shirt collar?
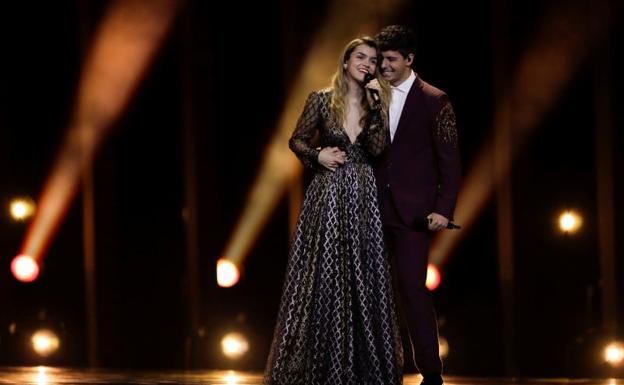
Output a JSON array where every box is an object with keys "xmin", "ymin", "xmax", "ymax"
[{"xmin": 393, "ymin": 70, "xmax": 417, "ymax": 93}]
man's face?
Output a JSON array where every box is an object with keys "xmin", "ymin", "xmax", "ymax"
[{"xmin": 380, "ymin": 50, "xmax": 414, "ymax": 86}]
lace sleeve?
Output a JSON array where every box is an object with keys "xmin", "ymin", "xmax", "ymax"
[
  {"xmin": 360, "ymin": 105, "xmax": 389, "ymax": 157},
  {"xmin": 288, "ymin": 91, "xmax": 321, "ymax": 169}
]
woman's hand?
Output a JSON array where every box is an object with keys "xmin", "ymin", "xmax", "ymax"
[
  {"xmin": 318, "ymin": 147, "xmax": 346, "ymax": 171},
  {"xmin": 365, "ymin": 77, "xmax": 382, "ymax": 108}
]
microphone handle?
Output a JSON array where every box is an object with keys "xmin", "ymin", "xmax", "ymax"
[
  {"xmin": 413, "ymin": 217, "xmax": 461, "ymax": 230},
  {"xmin": 364, "ymin": 73, "xmax": 380, "ymax": 103}
]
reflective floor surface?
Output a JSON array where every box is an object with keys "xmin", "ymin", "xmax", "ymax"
[{"xmin": 0, "ymin": 367, "xmax": 621, "ymax": 385}]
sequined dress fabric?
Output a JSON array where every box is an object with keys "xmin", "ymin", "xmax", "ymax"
[{"xmin": 265, "ymin": 90, "xmax": 403, "ymax": 385}]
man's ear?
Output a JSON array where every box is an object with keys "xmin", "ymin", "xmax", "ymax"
[{"xmin": 406, "ymin": 53, "xmax": 415, "ymax": 66}]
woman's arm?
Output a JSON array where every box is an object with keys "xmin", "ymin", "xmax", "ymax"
[{"xmin": 288, "ymin": 92, "xmax": 321, "ymax": 169}]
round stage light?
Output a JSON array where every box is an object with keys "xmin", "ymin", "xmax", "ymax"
[
  {"xmin": 559, "ymin": 210, "xmax": 582, "ymax": 233},
  {"xmin": 11, "ymin": 255, "xmax": 40, "ymax": 283},
  {"xmin": 31, "ymin": 329, "xmax": 60, "ymax": 357},
  {"xmin": 9, "ymin": 197, "xmax": 36, "ymax": 221},
  {"xmin": 221, "ymin": 332, "xmax": 249, "ymax": 360},
  {"xmin": 426, "ymin": 263, "xmax": 441, "ymax": 291},
  {"xmin": 604, "ymin": 341, "xmax": 624, "ymax": 366},
  {"xmin": 217, "ymin": 259, "xmax": 240, "ymax": 288}
]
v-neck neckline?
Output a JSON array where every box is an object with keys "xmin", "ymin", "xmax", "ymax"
[{"xmin": 341, "ymin": 126, "xmax": 362, "ymax": 145}]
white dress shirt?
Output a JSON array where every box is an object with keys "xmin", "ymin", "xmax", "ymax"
[{"xmin": 389, "ymin": 70, "xmax": 417, "ymax": 142}]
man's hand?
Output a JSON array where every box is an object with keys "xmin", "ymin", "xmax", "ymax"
[
  {"xmin": 427, "ymin": 213, "xmax": 449, "ymax": 231},
  {"xmin": 318, "ymin": 147, "xmax": 346, "ymax": 171}
]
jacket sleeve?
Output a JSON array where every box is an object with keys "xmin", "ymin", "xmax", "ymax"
[
  {"xmin": 360, "ymin": 103, "xmax": 389, "ymax": 157},
  {"xmin": 432, "ymin": 96, "xmax": 462, "ymax": 220},
  {"xmin": 288, "ymin": 91, "xmax": 321, "ymax": 169}
]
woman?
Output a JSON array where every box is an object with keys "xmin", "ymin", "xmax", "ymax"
[{"xmin": 265, "ymin": 37, "xmax": 403, "ymax": 385}]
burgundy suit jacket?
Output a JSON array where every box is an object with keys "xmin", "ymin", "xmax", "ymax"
[{"xmin": 375, "ymin": 75, "xmax": 461, "ymax": 226}]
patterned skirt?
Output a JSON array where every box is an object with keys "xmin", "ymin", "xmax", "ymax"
[{"xmin": 264, "ymin": 162, "xmax": 403, "ymax": 385}]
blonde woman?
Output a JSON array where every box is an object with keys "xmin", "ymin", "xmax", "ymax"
[{"xmin": 265, "ymin": 37, "xmax": 403, "ymax": 385}]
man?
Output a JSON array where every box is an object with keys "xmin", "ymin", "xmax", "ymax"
[{"xmin": 374, "ymin": 25, "xmax": 461, "ymax": 385}]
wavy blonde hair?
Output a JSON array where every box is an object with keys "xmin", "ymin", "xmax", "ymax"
[{"xmin": 330, "ymin": 37, "xmax": 390, "ymax": 128}]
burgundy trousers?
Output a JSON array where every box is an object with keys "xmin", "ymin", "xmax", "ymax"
[{"xmin": 381, "ymin": 189, "xmax": 443, "ymax": 379}]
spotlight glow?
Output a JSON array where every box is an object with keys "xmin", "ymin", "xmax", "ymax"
[
  {"xmin": 430, "ymin": 2, "xmax": 600, "ymax": 265},
  {"xmin": 217, "ymin": 259, "xmax": 240, "ymax": 288},
  {"xmin": 35, "ymin": 366, "xmax": 48, "ymax": 385},
  {"xmin": 559, "ymin": 211, "xmax": 582, "ymax": 233},
  {"xmin": 224, "ymin": 371, "xmax": 239, "ymax": 385},
  {"xmin": 10, "ymin": 198, "xmax": 36, "ymax": 221},
  {"xmin": 439, "ymin": 336, "xmax": 449, "ymax": 359},
  {"xmin": 604, "ymin": 341, "xmax": 624, "ymax": 366},
  {"xmin": 19, "ymin": 0, "xmax": 178, "ymax": 262},
  {"xmin": 426, "ymin": 263, "xmax": 441, "ymax": 291},
  {"xmin": 221, "ymin": 332, "xmax": 249, "ymax": 360},
  {"xmin": 31, "ymin": 329, "xmax": 60, "ymax": 357},
  {"xmin": 11, "ymin": 255, "xmax": 40, "ymax": 283}
]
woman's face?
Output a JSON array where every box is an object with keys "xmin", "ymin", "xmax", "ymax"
[{"xmin": 344, "ymin": 44, "xmax": 378, "ymax": 83}]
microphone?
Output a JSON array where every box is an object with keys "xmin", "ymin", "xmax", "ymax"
[
  {"xmin": 413, "ymin": 217, "xmax": 461, "ymax": 230},
  {"xmin": 363, "ymin": 73, "xmax": 380, "ymax": 103}
]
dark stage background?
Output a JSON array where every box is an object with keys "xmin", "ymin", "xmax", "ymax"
[{"xmin": 0, "ymin": 0, "xmax": 623, "ymax": 378}]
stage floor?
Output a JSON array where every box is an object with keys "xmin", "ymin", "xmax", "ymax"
[{"xmin": 0, "ymin": 367, "xmax": 621, "ymax": 385}]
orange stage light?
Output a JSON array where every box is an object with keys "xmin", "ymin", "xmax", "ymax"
[
  {"xmin": 426, "ymin": 263, "xmax": 441, "ymax": 291},
  {"xmin": 11, "ymin": 255, "xmax": 40, "ymax": 283}
]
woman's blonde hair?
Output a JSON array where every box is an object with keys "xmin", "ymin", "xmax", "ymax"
[{"xmin": 330, "ymin": 37, "xmax": 390, "ymax": 128}]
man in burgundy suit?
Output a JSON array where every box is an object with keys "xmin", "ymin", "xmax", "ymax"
[{"xmin": 374, "ymin": 25, "xmax": 461, "ymax": 385}]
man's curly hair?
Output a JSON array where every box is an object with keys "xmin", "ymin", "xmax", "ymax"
[{"xmin": 375, "ymin": 25, "xmax": 416, "ymax": 61}]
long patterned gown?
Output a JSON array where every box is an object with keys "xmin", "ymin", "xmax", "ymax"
[{"xmin": 264, "ymin": 89, "xmax": 403, "ymax": 385}]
